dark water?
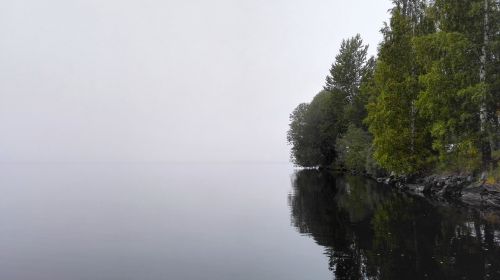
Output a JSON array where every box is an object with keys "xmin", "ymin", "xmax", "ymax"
[
  {"xmin": 290, "ymin": 169, "xmax": 500, "ymax": 280},
  {"xmin": 0, "ymin": 164, "xmax": 499, "ymax": 279}
]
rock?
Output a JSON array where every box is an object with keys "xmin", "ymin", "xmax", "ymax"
[
  {"xmin": 422, "ymin": 182, "xmax": 433, "ymax": 194},
  {"xmin": 373, "ymin": 172, "xmax": 500, "ymax": 210},
  {"xmin": 400, "ymin": 175, "xmax": 409, "ymax": 183},
  {"xmin": 437, "ymin": 184, "xmax": 447, "ymax": 196},
  {"xmin": 407, "ymin": 184, "xmax": 426, "ymax": 193},
  {"xmin": 396, "ymin": 181, "xmax": 407, "ymax": 190},
  {"xmin": 384, "ymin": 178, "xmax": 393, "ymax": 186}
]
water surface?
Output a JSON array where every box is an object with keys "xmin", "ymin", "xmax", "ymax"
[
  {"xmin": 0, "ymin": 163, "xmax": 329, "ymax": 280},
  {"xmin": 0, "ymin": 164, "xmax": 499, "ymax": 279},
  {"xmin": 289, "ymin": 170, "xmax": 500, "ymax": 280}
]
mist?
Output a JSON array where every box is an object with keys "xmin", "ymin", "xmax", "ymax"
[{"xmin": 0, "ymin": 0, "xmax": 391, "ymax": 162}]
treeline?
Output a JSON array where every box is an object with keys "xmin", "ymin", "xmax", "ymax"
[{"xmin": 288, "ymin": 0, "xmax": 500, "ymax": 176}]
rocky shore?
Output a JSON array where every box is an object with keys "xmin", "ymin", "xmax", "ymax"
[{"xmin": 376, "ymin": 174, "xmax": 500, "ymax": 209}]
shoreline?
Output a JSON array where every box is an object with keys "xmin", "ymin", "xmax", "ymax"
[
  {"xmin": 371, "ymin": 172, "xmax": 500, "ymax": 210},
  {"xmin": 321, "ymin": 166, "xmax": 500, "ymax": 210}
]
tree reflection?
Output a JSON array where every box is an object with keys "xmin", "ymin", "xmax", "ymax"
[{"xmin": 289, "ymin": 170, "xmax": 500, "ymax": 279}]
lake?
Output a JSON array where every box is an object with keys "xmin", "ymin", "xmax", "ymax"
[{"xmin": 0, "ymin": 163, "xmax": 498, "ymax": 279}]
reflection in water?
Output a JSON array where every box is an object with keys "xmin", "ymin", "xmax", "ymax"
[{"xmin": 288, "ymin": 170, "xmax": 500, "ymax": 280}]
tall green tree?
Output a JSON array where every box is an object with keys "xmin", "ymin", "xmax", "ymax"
[
  {"xmin": 324, "ymin": 34, "xmax": 375, "ymax": 163},
  {"xmin": 366, "ymin": 4, "xmax": 433, "ymax": 174},
  {"xmin": 349, "ymin": 56, "xmax": 376, "ymax": 129},
  {"xmin": 431, "ymin": 0, "xmax": 500, "ymax": 165},
  {"xmin": 324, "ymin": 34, "xmax": 369, "ymax": 105},
  {"xmin": 414, "ymin": 32, "xmax": 483, "ymax": 171}
]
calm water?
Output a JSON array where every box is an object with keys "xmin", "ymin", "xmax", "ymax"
[
  {"xmin": 290, "ymin": 170, "xmax": 500, "ymax": 280},
  {"xmin": 0, "ymin": 164, "xmax": 499, "ymax": 279}
]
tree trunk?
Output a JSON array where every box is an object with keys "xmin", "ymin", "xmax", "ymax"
[{"xmin": 480, "ymin": 0, "xmax": 491, "ymax": 166}]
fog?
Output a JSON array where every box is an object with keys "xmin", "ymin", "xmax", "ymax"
[{"xmin": 0, "ymin": 0, "xmax": 391, "ymax": 162}]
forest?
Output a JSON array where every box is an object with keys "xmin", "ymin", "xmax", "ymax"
[{"xmin": 287, "ymin": 0, "xmax": 500, "ymax": 179}]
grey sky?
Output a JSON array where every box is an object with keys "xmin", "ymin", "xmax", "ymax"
[{"xmin": 0, "ymin": 0, "xmax": 391, "ymax": 162}]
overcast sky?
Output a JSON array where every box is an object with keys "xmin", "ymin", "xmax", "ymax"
[{"xmin": 0, "ymin": 0, "xmax": 392, "ymax": 163}]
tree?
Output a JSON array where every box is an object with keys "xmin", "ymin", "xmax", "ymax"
[
  {"xmin": 351, "ymin": 56, "xmax": 376, "ymax": 130},
  {"xmin": 288, "ymin": 35, "xmax": 374, "ymax": 169},
  {"xmin": 432, "ymin": 0, "xmax": 500, "ymax": 165},
  {"xmin": 366, "ymin": 7, "xmax": 433, "ymax": 174},
  {"xmin": 324, "ymin": 34, "xmax": 369, "ymax": 104},
  {"xmin": 414, "ymin": 32, "xmax": 483, "ymax": 171},
  {"xmin": 287, "ymin": 103, "xmax": 317, "ymax": 167},
  {"xmin": 335, "ymin": 124, "xmax": 373, "ymax": 173},
  {"xmin": 287, "ymin": 90, "xmax": 345, "ymax": 167}
]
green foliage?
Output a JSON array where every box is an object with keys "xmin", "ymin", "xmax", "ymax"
[
  {"xmin": 325, "ymin": 34, "xmax": 373, "ymax": 131},
  {"xmin": 335, "ymin": 125, "xmax": 374, "ymax": 173},
  {"xmin": 413, "ymin": 32, "xmax": 483, "ymax": 172},
  {"xmin": 431, "ymin": 0, "xmax": 500, "ymax": 166},
  {"xmin": 349, "ymin": 57, "xmax": 376, "ymax": 130},
  {"xmin": 287, "ymin": 103, "xmax": 316, "ymax": 167},
  {"xmin": 366, "ymin": 10, "xmax": 433, "ymax": 174},
  {"xmin": 287, "ymin": 91, "xmax": 345, "ymax": 167},
  {"xmin": 289, "ymin": 0, "xmax": 500, "ymax": 174},
  {"xmin": 324, "ymin": 34, "xmax": 368, "ymax": 103},
  {"xmin": 289, "ymin": 35, "xmax": 373, "ymax": 169},
  {"xmin": 431, "ymin": 0, "xmax": 484, "ymax": 42}
]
